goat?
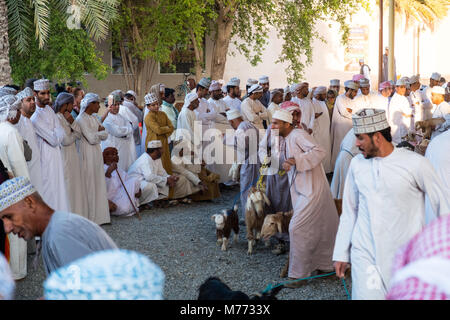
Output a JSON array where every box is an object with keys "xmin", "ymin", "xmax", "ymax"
[
  {"xmin": 260, "ymin": 211, "xmax": 293, "ymax": 278},
  {"xmin": 415, "ymin": 118, "xmax": 445, "ymax": 140},
  {"xmin": 197, "ymin": 277, "xmax": 284, "ymax": 300},
  {"xmin": 245, "ymin": 187, "xmax": 271, "ymax": 255},
  {"xmin": 211, "ymin": 204, "xmax": 239, "ymax": 251}
]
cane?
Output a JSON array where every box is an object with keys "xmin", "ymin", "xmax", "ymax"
[{"xmin": 115, "ymin": 168, "xmax": 141, "ymax": 220}]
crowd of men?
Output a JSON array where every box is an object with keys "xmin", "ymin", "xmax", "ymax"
[{"xmin": 0, "ymin": 69, "xmax": 449, "ymax": 300}]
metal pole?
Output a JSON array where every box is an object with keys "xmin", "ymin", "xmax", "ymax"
[
  {"xmin": 388, "ymin": 0, "xmax": 395, "ymax": 81},
  {"xmin": 378, "ymin": 0, "xmax": 384, "ymax": 87}
]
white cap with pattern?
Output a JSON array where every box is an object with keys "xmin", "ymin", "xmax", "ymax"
[
  {"xmin": 352, "ymin": 108, "xmax": 390, "ymax": 134},
  {"xmin": 33, "ymin": 79, "xmax": 50, "ymax": 91}
]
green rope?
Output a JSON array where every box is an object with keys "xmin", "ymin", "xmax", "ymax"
[{"xmin": 262, "ymin": 272, "xmax": 352, "ymax": 300}]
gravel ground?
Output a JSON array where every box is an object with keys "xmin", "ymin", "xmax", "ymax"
[{"xmin": 14, "ymin": 186, "xmax": 351, "ymax": 300}]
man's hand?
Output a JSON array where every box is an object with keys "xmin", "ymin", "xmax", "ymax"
[
  {"xmin": 199, "ymin": 182, "xmax": 208, "ymax": 192},
  {"xmin": 105, "ymin": 162, "xmax": 117, "ymax": 178},
  {"xmin": 314, "ymin": 112, "xmax": 323, "ymax": 119},
  {"xmin": 98, "ymin": 125, "xmax": 105, "ymax": 131},
  {"xmin": 167, "ymin": 176, "xmax": 178, "ymax": 187},
  {"xmin": 282, "ymin": 158, "xmax": 295, "ymax": 172},
  {"xmin": 64, "ymin": 111, "xmax": 75, "ymax": 124},
  {"xmin": 135, "ymin": 188, "xmax": 142, "ymax": 199},
  {"xmin": 334, "ymin": 261, "xmax": 350, "ymax": 278}
]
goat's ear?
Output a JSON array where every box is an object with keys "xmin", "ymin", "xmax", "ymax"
[
  {"xmin": 283, "ymin": 210, "xmax": 293, "ymax": 217},
  {"xmin": 276, "ymin": 220, "xmax": 283, "ymax": 234},
  {"xmin": 211, "ymin": 214, "xmax": 217, "ymax": 221},
  {"xmin": 245, "ymin": 196, "xmax": 253, "ymax": 211},
  {"xmin": 233, "ymin": 204, "xmax": 238, "ymax": 212}
]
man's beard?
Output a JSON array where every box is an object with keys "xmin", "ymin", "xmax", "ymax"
[{"xmin": 360, "ymin": 144, "xmax": 379, "ymax": 159}]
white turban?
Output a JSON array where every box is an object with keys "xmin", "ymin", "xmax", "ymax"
[
  {"xmin": 432, "ymin": 86, "xmax": 445, "ymax": 95},
  {"xmin": 409, "ymin": 75, "xmax": 420, "ymax": 84},
  {"xmin": 272, "ymin": 109, "xmax": 293, "ymax": 124},
  {"xmin": 396, "ymin": 78, "xmax": 408, "ymax": 86},
  {"xmin": 209, "ymin": 80, "xmax": 222, "ymax": 92},
  {"xmin": 314, "ymin": 86, "xmax": 327, "ymax": 95},
  {"xmin": 16, "ymin": 87, "xmax": 34, "ymax": 101},
  {"xmin": 246, "ymin": 78, "xmax": 258, "ymax": 86},
  {"xmin": 0, "ymin": 176, "xmax": 36, "ymax": 212},
  {"xmin": 183, "ymin": 92, "xmax": 198, "ymax": 109},
  {"xmin": 126, "ymin": 90, "xmax": 137, "ymax": 100},
  {"xmin": 248, "ymin": 84, "xmax": 263, "ymax": 94},
  {"xmin": 344, "ymin": 80, "xmax": 358, "ymax": 90},
  {"xmin": 226, "ymin": 109, "xmax": 242, "ymax": 121},
  {"xmin": 359, "ymin": 78, "xmax": 370, "ymax": 88},
  {"xmin": 0, "ymin": 86, "xmax": 17, "ymax": 97},
  {"xmin": 330, "ymin": 79, "xmax": 340, "ymax": 86},
  {"xmin": 80, "ymin": 93, "xmax": 100, "ymax": 114},
  {"xmin": 0, "ymin": 95, "xmax": 20, "ymax": 122},
  {"xmin": 227, "ymin": 77, "xmax": 240, "ymax": 87}
]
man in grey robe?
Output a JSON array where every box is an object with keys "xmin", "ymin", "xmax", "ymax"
[
  {"xmin": 0, "ymin": 177, "xmax": 117, "ymax": 276},
  {"xmin": 224, "ymin": 110, "xmax": 260, "ymax": 221},
  {"xmin": 382, "ymin": 47, "xmax": 397, "ymax": 82}
]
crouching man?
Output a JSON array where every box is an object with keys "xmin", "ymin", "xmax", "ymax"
[
  {"xmin": 128, "ymin": 140, "xmax": 195, "ymax": 207},
  {"xmin": 0, "ymin": 177, "xmax": 117, "ymax": 276},
  {"xmin": 103, "ymin": 147, "xmax": 144, "ymax": 215}
]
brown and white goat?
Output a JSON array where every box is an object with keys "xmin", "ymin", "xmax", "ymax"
[
  {"xmin": 245, "ymin": 187, "xmax": 271, "ymax": 255},
  {"xmin": 211, "ymin": 204, "xmax": 239, "ymax": 251}
]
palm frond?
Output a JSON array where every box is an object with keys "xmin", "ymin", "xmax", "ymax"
[
  {"xmin": 6, "ymin": 0, "xmax": 33, "ymax": 54},
  {"xmin": 77, "ymin": 0, "xmax": 119, "ymax": 41},
  {"xmin": 32, "ymin": 0, "xmax": 50, "ymax": 48}
]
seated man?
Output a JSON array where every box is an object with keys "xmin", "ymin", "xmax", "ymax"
[
  {"xmin": 0, "ymin": 177, "xmax": 117, "ymax": 275},
  {"xmin": 103, "ymin": 147, "xmax": 146, "ymax": 215},
  {"xmin": 128, "ymin": 140, "xmax": 194, "ymax": 207},
  {"xmin": 171, "ymin": 141, "xmax": 220, "ymax": 202}
]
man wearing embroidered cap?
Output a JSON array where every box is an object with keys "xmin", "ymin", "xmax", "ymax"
[
  {"xmin": 0, "ymin": 176, "xmax": 117, "ymax": 276},
  {"xmin": 30, "ymin": 79, "xmax": 69, "ymax": 215},
  {"xmin": 75, "ymin": 93, "xmax": 111, "ymax": 225},
  {"xmin": 0, "ymin": 95, "xmax": 30, "ymax": 280},
  {"xmin": 333, "ymin": 108, "xmax": 450, "ymax": 300},
  {"xmin": 143, "ymin": 92, "xmax": 174, "ymax": 178},
  {"xmin": 330, "ymin": 80, "xmax": 359, "ymax": 167},
  {"xmin": 290, "ymin": 82, "xmax": 315, "ymax": 132},
  {"xmin": 329, "ymin": 79, "xmax": 340, "ymax": 95},
  {"xmin": 44, "ymin": 249, "xmax": 164, "ymax": 300},
  {"xmin": 420, "ymin": 72, "xmax": 441, "ymax": 120},
  {"xmin": 240, "ymin": 84, "xmax": 269, "ymax": 131},
  {"xmin": 270, "ymin": 109, "xmax": 338, "ymax": 287},
  {"xmin": 224, "ymin": 109, "xmax": 260, "ymax": 221},
  {"xmin": 223, "ymin": 77, "xmax": 242, "ymax": 113},
  {"xmin": 353, "ymin": 78, "xmax": 377, "ymax": 113},
  {"xmin": 242, "ymin": 78, "xmax": 258, "ymax": 100},
  {"xmin": 388, "ymin": 78, "xmax": 414, "ymax": 145},
  {"xmin": 258, "ymin": 76, "xmax": 270, "ymax": 108}
]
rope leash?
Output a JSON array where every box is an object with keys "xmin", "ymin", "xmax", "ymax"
[{"xmin": 262, "ymin": 272, "xmax": 351, "ymax": 300}]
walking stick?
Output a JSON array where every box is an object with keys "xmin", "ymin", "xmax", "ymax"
[{"xmin": 115, "ymin": 168, "xmax": 141, "ymax": 220}]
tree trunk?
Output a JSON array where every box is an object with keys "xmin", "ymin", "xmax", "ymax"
[
  {"xmin": 0, "ymin": 0, "xmax": 12, "ymax": 86},
  {"xmin": 190, "ymin": 29, "xmax": 204, "ymax": 82},
  {"xmin": 210, "ymin": 5, "xmax": 235, "ymax": 80}
]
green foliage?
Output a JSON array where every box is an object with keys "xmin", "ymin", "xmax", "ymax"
[
  {"xmin": 6, "ymin": 0, "xmax": 119, "ymax": 54},
  {"xmin": 229, "ymin": 0, "xmax": 366, "ymax": 83},
  {"xmin": 9, "ymin": 11, "xmax": 109, "ymax": 86}
]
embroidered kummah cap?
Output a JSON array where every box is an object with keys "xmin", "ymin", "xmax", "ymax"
[
  {"xmin": 352, "ymin": 74, "xmax": 364, "ymax": 82},
  {"xmin": 33, "ymin": 79, "xmax": 50, "ymax": 91},
  {"xmin": 0, "ymin": 95, "xmax": 20, "ymax": 122},
  {"xmin": 430, "ymin": 72, "xmax": 441, "ymax": 81},
  {"xmin": 248, "ymin": 84, "xmax": 263, "ymax": 95},
  {"xmin": 359, "ymin": 78, "xmax": 370, "ymax": 88},
  {"xmin": 147, "ymin": 140, "xmax": 162, "ymax": 149},
  {"xmin": 396, "ymin": 78, "xmax": 409, "ymax": 86},
  {"xmin": 227, "ymin": 77, "xmax": 240, "ymax": 87},
  {"xmin": 0, "ymin": 253, "xmax": 15, "ymax": 300},
  {"xmin": 15, "ymin": 87, "xmax": 34, "ymax": 101},
  {"xmin": 208, "ymin": 80, "xmax": 222, "ymax": 92},
  {"xmin": 144, "ymin": 92, "xmax": 158, "ymax": 105},
  {"xmin": 344, "ymin": 80, "xmax": 359, "ymax": 90},
  {"xmin": 272, "ymin": 109, "xmax": 293, "ymax": 124},
  {"xmin": 198, "ymin": 77, "xmax": 211, "ymax": 89},
  {"xmin": 352, "ymin": 108, "xmax": 390, "ymax": 134},
  {"xmin": 246, "ymin": 78, "xmax": 258, "ymax": 87},
  {"xmin": 330, "ymin": 79, "xmax": 340, "ymax": 86},
  {"xmin": 80, "ymin": 93, "xmax": 100, "ymax": 113},
  {"xmin": 387, "ymin": 215, "xmax": 450, "ymax": 300},
  {"xmin": 0, "ymin": 86, "xmax": 18, "ymax": 97},
  {"xmin": 431, "ymin": 86, "xmax": 445, "ymax": 95},
  {"xmin": 226, "ymin": 109, "xmax": 242, "ymax": 121},
  {"xmin": 314, "ymin": 86, "xmax": 327, "ymax": 95},
  {"xmin": 0, "ymin": 177, "xmax": 36, "ymax": 212},
  {"xmin": 259, "ymin": 75, "xmax": 269, "ymax": 84},
  {"xmin": 43, "ymin": 249, "xmax": 165, "ymax": 300},
  {"xmin": 379, "ymin": 81, "xmax": 391, "ymax": 91}
]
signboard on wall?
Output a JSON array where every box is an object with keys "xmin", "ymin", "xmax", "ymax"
[{"xmin": 344, "ymin": 25, "xmax": 369, "ymax": 72}]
